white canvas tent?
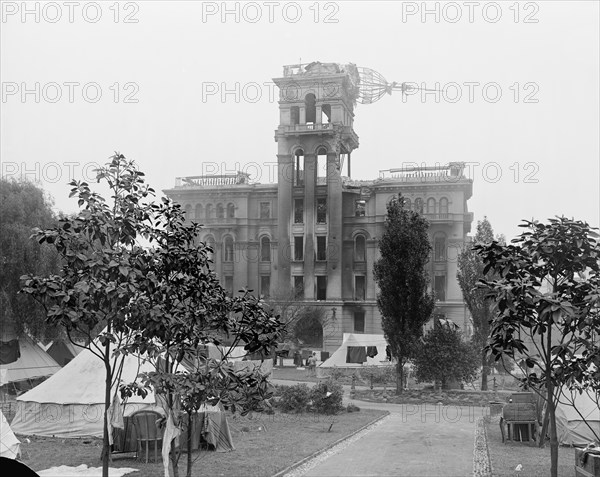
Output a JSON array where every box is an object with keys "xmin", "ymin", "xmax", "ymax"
[
  {"xmin": 555, "ymin": 388, "xmax": 600, "ymax": 446},
  {"xmin": 1, "ymin": 409, "xmax": 21, "ymax": 459},
  {"xmin": 0, "ymin": 334, "xmax": 61, "ymax": 387},
  {"xmin": 317, "ymin": 333, "xmax": 393, "ymax": 378},
  {"xmin": 11, "ymin": 340, "xmax": 270, "ymax": 438},
  {"xmin": 10, "ymin": 346, "xmax": 159, "ymax": 438}
]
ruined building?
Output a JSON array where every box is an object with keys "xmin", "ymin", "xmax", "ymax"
[{"xmin": 163, "ymin": 62, "xmax": 474, "ymax": 353}]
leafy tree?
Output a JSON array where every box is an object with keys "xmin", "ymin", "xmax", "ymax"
[
  {"xmin": 457, "ymin": 217, "xmax": 505, "ymax": 390},
  {"xmin": 120, "ymin": 193, "xmax": 282, "ymax": 477},
  {"xmin": 22, "ymin": 155, "xmax": 283, "ymax": 477},
  {"xmin": 21, "ymin": 155, "xmax": 156, "ymax": 477},
  {"xmin": 0, "ymin": 178, "xmax": 61, "ymax": 340},
  {"xmin": 413, "ymin": 324, "xmax": 479, "ymax": 389},
  {"xmin": 475, "ymin": 217, "xmax": 600, "ymax": 477},
  {"xmin": 373, "ymin": 194, "xmax": 435, "ymax": 394}
]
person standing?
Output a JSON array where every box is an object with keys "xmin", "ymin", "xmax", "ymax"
[{"xmin": 307, "ymin": 352, "xmax": 317, "ymax": 377}]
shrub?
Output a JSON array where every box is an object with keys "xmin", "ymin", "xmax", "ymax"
[
  {"xmin": 329, "ymin": 365, "xmax": 345, "ymax": 382},
  {"xmin": 413, "ymin": 326, "xmax": 479, "ymax": 390},
  {"xmin": 360, "ymin": 366, "xmax": 395, "ymax": 389},
  {"xmin": 346, "ymin": 403, "xmax": 361, "ymax": 413},
  {"xmin": 310, "ymin": 380, "xmax": 344, "ymax": 415},
  {"xmin": 278, "ymin": 383, "xmax": 311, "ymax": 413}
]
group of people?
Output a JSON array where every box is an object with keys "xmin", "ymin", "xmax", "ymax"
[
  {"xmin": 306, "ymin": 352, "xmax": 317, "ymax": 376},
  {"xmin": 293, "ymin": 350, "xmax": 318, "ymax": 376}
]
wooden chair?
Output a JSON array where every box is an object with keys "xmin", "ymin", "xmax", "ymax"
[{"xmin": 130, "ymin": 410, "xmax": 164, "ymax": 463}]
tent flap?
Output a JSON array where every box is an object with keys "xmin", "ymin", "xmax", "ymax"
[{"xmin": 1, "ymin": 409, "xmax": 21, "ymax": 459}]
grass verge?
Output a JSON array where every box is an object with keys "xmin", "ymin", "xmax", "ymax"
[
  {"xmin": 18, "ymin": 409, "xmax": 387, "ymax": 477},
  {"xmin": 271, "ymin": 367, "xmax": 320, "ymax": 383},
  {"xmin": 484, "ymin": 417, "xmax": 576, "ymax": 476}
]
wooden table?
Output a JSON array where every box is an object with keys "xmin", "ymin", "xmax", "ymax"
[
  {"xmin": 500, "ymin": 417, "xmax": 537, "ymax": 442},
  {"xmin": 500, "ymin": 402, "xmax": 538, "ymax": 443}
]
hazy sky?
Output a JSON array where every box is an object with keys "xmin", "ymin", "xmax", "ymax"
[{"xmin": 2, "ymin": 1, "xmax": 599, "ymax": 240}]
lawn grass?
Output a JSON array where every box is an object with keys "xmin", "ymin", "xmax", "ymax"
[
  {"xmin": 271, "ymin": 366, "xmax": 391, "ymax": 387},
  {"xmin": 18, "ymin": 409, "xmax": 387, "ymax": 477},
  {"xmin": 271, "ymin": 366, "xmax": 320, "ymax": 383},
  {"xmin": 484, "ymin": 417, "xmax": 576, "ymax": 477}
]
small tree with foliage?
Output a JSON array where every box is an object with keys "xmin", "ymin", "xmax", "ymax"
[
  {"xmin": 21, "ymin": 155, "xmax": 155, "ymax": 477},
  {"xmin": 121, "ymin": 192, "xmax": 282, "ymax": 477},
  {"xmin": 23, "ymin": 155, "xmax": 283, "ymax": 477},
  {"xmin": 413, "ymin": 323, "xmax": 479, "ymax": 389},
  {"xmin": 374, "ymin": 194, "xmax": 435, "ymax": 394},
  {"xmin": 475, "ymin": 217, "xmax": 600, "ymax": 477},
  {"xmin": 457, "ymin": 217, "xmax": 505, "ymax": 390}
]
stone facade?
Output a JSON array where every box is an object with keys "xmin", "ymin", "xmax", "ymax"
[{"xmin": 163, "ymin": 62, "xmax": 474, "ymax": 353}]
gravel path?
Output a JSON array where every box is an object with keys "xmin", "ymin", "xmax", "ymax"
[
  {"xmin": 273, "ymin": 380, "xmax": 490, "ymax": 477},
  {"xmin": 283, "ymin": 414, "xmax": 391, "ymax": 477},
  {"xmin": 473, "ymin": 417, "xmax": 493, "ymax": 477}
]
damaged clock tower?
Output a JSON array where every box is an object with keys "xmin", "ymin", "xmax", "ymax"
[{"xmin": 164, "ymin": 62, "xmax": 474, "ymax": 353}]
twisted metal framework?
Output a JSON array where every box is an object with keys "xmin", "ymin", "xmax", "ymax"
[{"xmin": 356, "ymin": 66, "xmax": 441, "ymax": 104}]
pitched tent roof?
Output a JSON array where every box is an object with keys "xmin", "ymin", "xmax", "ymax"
[
  {"xmin": 11, "ymin": 340, "xmax": 251, "ymax": 439},
  {"xmin": 10, "ymin": 344, "xmax": 159, "ymax": 437},
  {"xmin": 0, "ymin": 335, "xmax": 61, "ymax": 386},
  {"xmin": 317, "ymin": 334, "xmax": 392, "ymax": 377},
  {"xmin": 1, "ymin": 409, "xmax": 20, "ymax": 459},
  {"xmin": 555, "ymin": 388, "xmax": 600, "ymax": 446},
  {"xmin": 15, "ymin": 346, "xmax": 157, "ymax": 406}
]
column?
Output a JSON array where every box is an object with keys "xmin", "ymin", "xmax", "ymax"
[
  {"xmin": 277, "ymin": 154, "xmax": 293, "ymax": 294},
  {"xmin": 303, "ymin": 153, "xmax": 316, "ymax": 299},
  {"xmin": 326, "ymin": 152, "xmax": 342, "ymax": 300}
]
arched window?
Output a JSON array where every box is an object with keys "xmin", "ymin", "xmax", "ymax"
[
  {"xmin": 439, "ymin": 197, "xmax": 449, "ymax": 216},
  {"xmin": 226, "ymin": 203, "xmax": 235, "ymax": 218},
  {"xmin": 355, "ymin": 235, "xmax": 366, "ymax": 262},
  {"xmin": 195, "ymin": 204, "xmax": 203, "ymax": 220},
  {"xmin": 434, "ymin": 234, "xmax": 446, "ymax": 262},
  {"xmin": 184, "ymin": 204, "xmax": 192, "ymax": 219},
  {"xmin": 223, "ymin": 236, "xmax": 234, "ymax": 262},
  {"xmin": 403, "ymin": 198, "xmax": 411, "ymax": 211},
  {"xmin": 260, "ymin": 236, "xmax": 271, "ymax": 262},
  {"xmin": 216, "ymin": 203, "xmax": 224, "ymax": 219},
  {"xmin": 206, "ymin": 204, "xmax": 214, "ymax": 219},
  {"xmin": 414, "ymin": 198, "xmax": 424, "ymax": 214},
  {"xmin": 305, "ymin": 93, "xmax": 316, "ymax": 124},
  {"xmin": 427, "ymin": 198, "xmax": 436, "ymax": 215},
  {"xmin": 204, "ymin": 235, "xmax": 215, "ymax": 263}
]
